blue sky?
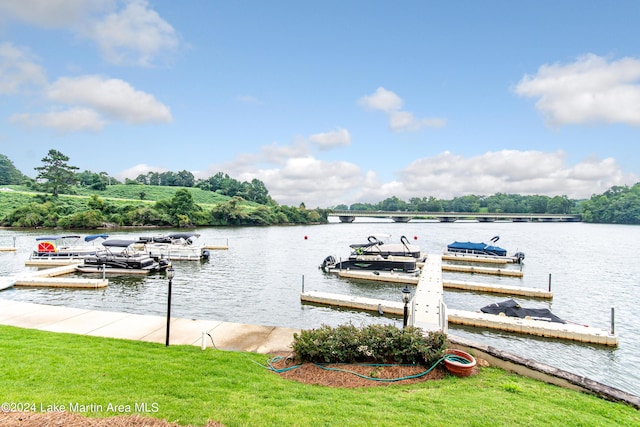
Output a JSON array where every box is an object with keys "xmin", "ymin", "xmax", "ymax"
[{"xmin": 1, "ymin": 0, "xmax": 639, "ymax": 207}]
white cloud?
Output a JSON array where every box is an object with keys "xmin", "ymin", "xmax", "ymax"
[
  {"xmin": 115, "ymin": 163, "xmax": 167, "ymax": 181},
  {"xmin": 237, "ymin": 95, "xmax": 263, "ymax": 105},
  {"xmin": 358, "ymin": 87, "xmax": 403, "ymax": 112},
  {"xmin": 0, "ymin": 42, "xmax": 47, "ymax": 94},
  {"xmin": 0, "ymin": 0, "xmax": 113, "ymax": 28},
  {"xmin": 389, "ymin": 111, "xmax": 446, "ymax": 131},
  {"xmin": 308, "ymin": 128, "xmax": 351, "ymax": 150},
  {"xmin": 394, "ymin": 150, "xmax": 637, "ymax": 201},
  {"xmin": 0, "ymin": 0, "xmax": 178, "ymax": 67},
  {"xmin": 47, "ymin": 75, "xmax": 172, "ymax": 124},
  {"xmin": 515, "ymin": 53, "xmax": 640, "ymax": 126},
  {"xmin": 88, "ymin": 0, "xmax": 179, "ymax": 66},
  {"xmin": 248, "ymin": 157, "xmax": 363, "ymax": 207},
  {"xmin": 10, "ymin": 108, "xmax": 105, "ymax": 132},
  {"xmin": 359, "ymin": 87, "xmax": 446, "ymax": 132}
]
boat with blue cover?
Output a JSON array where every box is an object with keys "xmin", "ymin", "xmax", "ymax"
[{"xmin": 445, "ymin": 235, "xmax": 525, "ymax": 264}]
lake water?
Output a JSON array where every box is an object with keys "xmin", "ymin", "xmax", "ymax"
[{"xmin": 1, "ymin": 221, "xmax": 639, "ymax": 397}]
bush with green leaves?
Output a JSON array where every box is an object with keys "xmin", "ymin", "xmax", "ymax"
[{"xmin": 292, "ymin": 323, "xmax": 448, "ymax": 366}]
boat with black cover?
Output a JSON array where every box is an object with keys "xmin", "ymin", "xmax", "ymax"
[
  {"xmin": 480, "ymin": 299, "xmax": 565, "ymax": 323},
  {"xmin": 320, "ymin": 235, "xmax": 421, "ymax": 273},
  {"xmin": 350, "ymin": 235, "xmax": 425, "ymax": 260},
  {"xmin": 77, "ymin": 239, "xmax": 170, "ymax": 274}
]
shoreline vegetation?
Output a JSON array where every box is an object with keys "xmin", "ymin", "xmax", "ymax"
[{"xmin": 1, "ymin": 151, "xmax": 640, "ymax": 229}]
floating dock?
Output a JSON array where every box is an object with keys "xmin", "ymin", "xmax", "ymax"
[
  {"xmin": 442, "ymin": 264, "xmax": 524, "ymax": 277},
  {"xmin": 448, "ymin": 309, "xmax": 617, "ymax": 346},
  {"xmin": 25, "ymin": 258, "xmax": 87, "ymax": 267},
  {"xmin": 301, "ymin": 291, "xmax": 404, "ymax": 315},
  {"xmin": 14, "ymin": 277, "xmax": 107, "ymax": 288},
  {"xmin": 306, "ymin": 253, "xmax": 613, "ymax": 346},
  {"xmin": 443, "ymin": 280, "xmax": 552, "ymax": 299},
  {"xmin": 203, "ymin": 243, "xmax": 229, "ymax": 250},
  {"xmin": 1, "ymin": 263, "xmax": 108, "ymax": 289},
  {"xmin": 334, "ymin": 269, "xmax": 420, "ymax": 285},
  {"xmin": 0, "ymin": 247, "xmax": 17, "ymax": 252},
  {"xmin": 326, "ymin": 266, "xmax": 545, "ymax": 298},
  {"xmin": 442, "ymin": 253, "xmax": 509, "ymax": 265},
  {"xmin": 300, "ymin": 291, "xmax": 616, "ymax": 346}
]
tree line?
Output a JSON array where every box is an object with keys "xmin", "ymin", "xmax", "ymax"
[
  {"xmin": 2, "ymin": 150, "xmax": 640, "ymax": 226},
  {"xmin": 337, "ymin": 193, "xmax": 575, "ymax": 215},
  {"xmin": 0, "ymin": 150, "xmax": 326, "ymax": 228}
]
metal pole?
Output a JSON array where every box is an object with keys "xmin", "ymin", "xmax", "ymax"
[
  {"xmin": 611, "ymin": 307, "xmax": 615, "ymax": 335},
  {"xmin": 403, "ymin": 302, "xmax": 408, "ymax": 329},
  {"xmin": 166, "ymin": 277, "xmax": 172, "ymax": 346},
  {"xmin": 301, "ymin": 275, "xmax": 304, "ymax": 293},
  {"xmin": 548, "ymin": 273, "xmax": 551, "ymax": 292}
]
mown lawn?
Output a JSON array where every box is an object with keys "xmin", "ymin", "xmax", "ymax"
[{"xmin": 0, "ymin": 325, "xmax": 637, "ymax": 426}]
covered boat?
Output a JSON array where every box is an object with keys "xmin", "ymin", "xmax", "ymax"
[
  {"xmin": 77, "ymin": 239, "xmax": 170, "ymax": 274},
  {"xmin": 480, "ymin": 299, "xmax": 565, "ymax": 323},
  {"xmin": 30, "ymin": 234, "xmax": 109, "ymax": 260},
  {"xmin": 320, "ymin": 254, "xmax": 418, "ymax": 273},
  {"xmin": 446, "ymin": 235, "xmax": 524, "ymax": 263},
  {"xmin": 349, "ymin": 235, "xmax": 425, "ymax": 260},
  {"xmin": 320, "ymin": 235, "xmax": 422, "ymax": 273},
  {"xmin": 133, "ymin": 232, "xmax": 210, "ymax": 261}
]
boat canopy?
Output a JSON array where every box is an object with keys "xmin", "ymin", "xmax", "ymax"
[
  {"xmin": 84, "ymin": 234, "xmax": 109, "ymax": 242},
  {"xmin": 102, "ymin": 239, "xmax": 137, "ymax": 248},
  {"xmin": 447, "ymin": 241, "xmax": 507, "ymax": 256},
  {"xmin": 480, "ymin": 299, "xmax": 565, "ymax": 323},
  {"xmin": 35, "ymin": 235, "xmax": 81, "ymax": 241}
]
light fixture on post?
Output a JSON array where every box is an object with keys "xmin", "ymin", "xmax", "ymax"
[
  {"xmin": 165, "ymin": 266, "xmax": 175, "ymax": 346},
  {"xmin": 401, "ymin": 286, "xmax": 411, "ymax": 329}
]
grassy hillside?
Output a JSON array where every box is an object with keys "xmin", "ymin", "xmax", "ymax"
[
  {"xmin": 0, "ymin": 185, "xmax": 257, "ymax": 221},
  {"xmin": 74, "ymin": 184, "xmax": 236, "ymax": 207}
]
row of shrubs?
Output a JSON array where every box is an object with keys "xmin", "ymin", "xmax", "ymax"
[{"xmin": 291, "ymin": 323, "xmax": 448, "ymax": 366}]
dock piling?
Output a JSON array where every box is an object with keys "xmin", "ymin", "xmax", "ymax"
[{"xmin": 611, "ymin": 307, "xmax": 615, "ymax": 335}]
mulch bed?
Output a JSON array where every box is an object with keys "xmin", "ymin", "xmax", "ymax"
[
  {"xmin": 269, "ymin": 355, "xmax": 450, "ymax": 388},
  {"xmin": 0, "ymin": 413, "xmax": 224, "ymax": 427}
]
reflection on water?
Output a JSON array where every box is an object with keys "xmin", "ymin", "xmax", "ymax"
[{"xmin": 1, "ymin": 222, "xmax": 639, "ymax": 397}]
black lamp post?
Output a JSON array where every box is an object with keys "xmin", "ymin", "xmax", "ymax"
[
  {"xmin": 165, "ymin": 266, "xmax": 175, "ymax": 346},
  {"xmin": 401, "ymin": 286, "xmax": 411, "ymax": 329}
]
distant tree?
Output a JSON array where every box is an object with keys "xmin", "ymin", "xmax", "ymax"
[
  {"xmin": 34, "ymin": 149, "xmax": 79, "ymax": 197},
  {"xmin": 0, "ymin": 154, "xmax": 28, "ymax": 185}
]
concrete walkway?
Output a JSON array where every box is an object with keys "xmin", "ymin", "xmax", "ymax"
[{"xmin": 0, "ymin": 298, "xmax": 299, "ymax": 354}]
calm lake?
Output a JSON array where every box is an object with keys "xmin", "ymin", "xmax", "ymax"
[{"xmin": 1, "ymin": 220, "xmax": 639, "ymax": 397}]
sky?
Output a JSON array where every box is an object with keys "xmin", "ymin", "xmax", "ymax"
[{"xmin": 1, "ymin": 0, "xmax": 639, "ymax": 208}]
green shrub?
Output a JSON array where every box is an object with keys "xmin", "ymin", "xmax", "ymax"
[{"xmin": 292, "ymin": 323, "xmax": 448, "ymax": 366}]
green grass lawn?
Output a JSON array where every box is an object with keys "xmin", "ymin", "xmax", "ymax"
[{"xmin": 0, "ymin": 325, "xmax": 637, "ymax": 426}]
